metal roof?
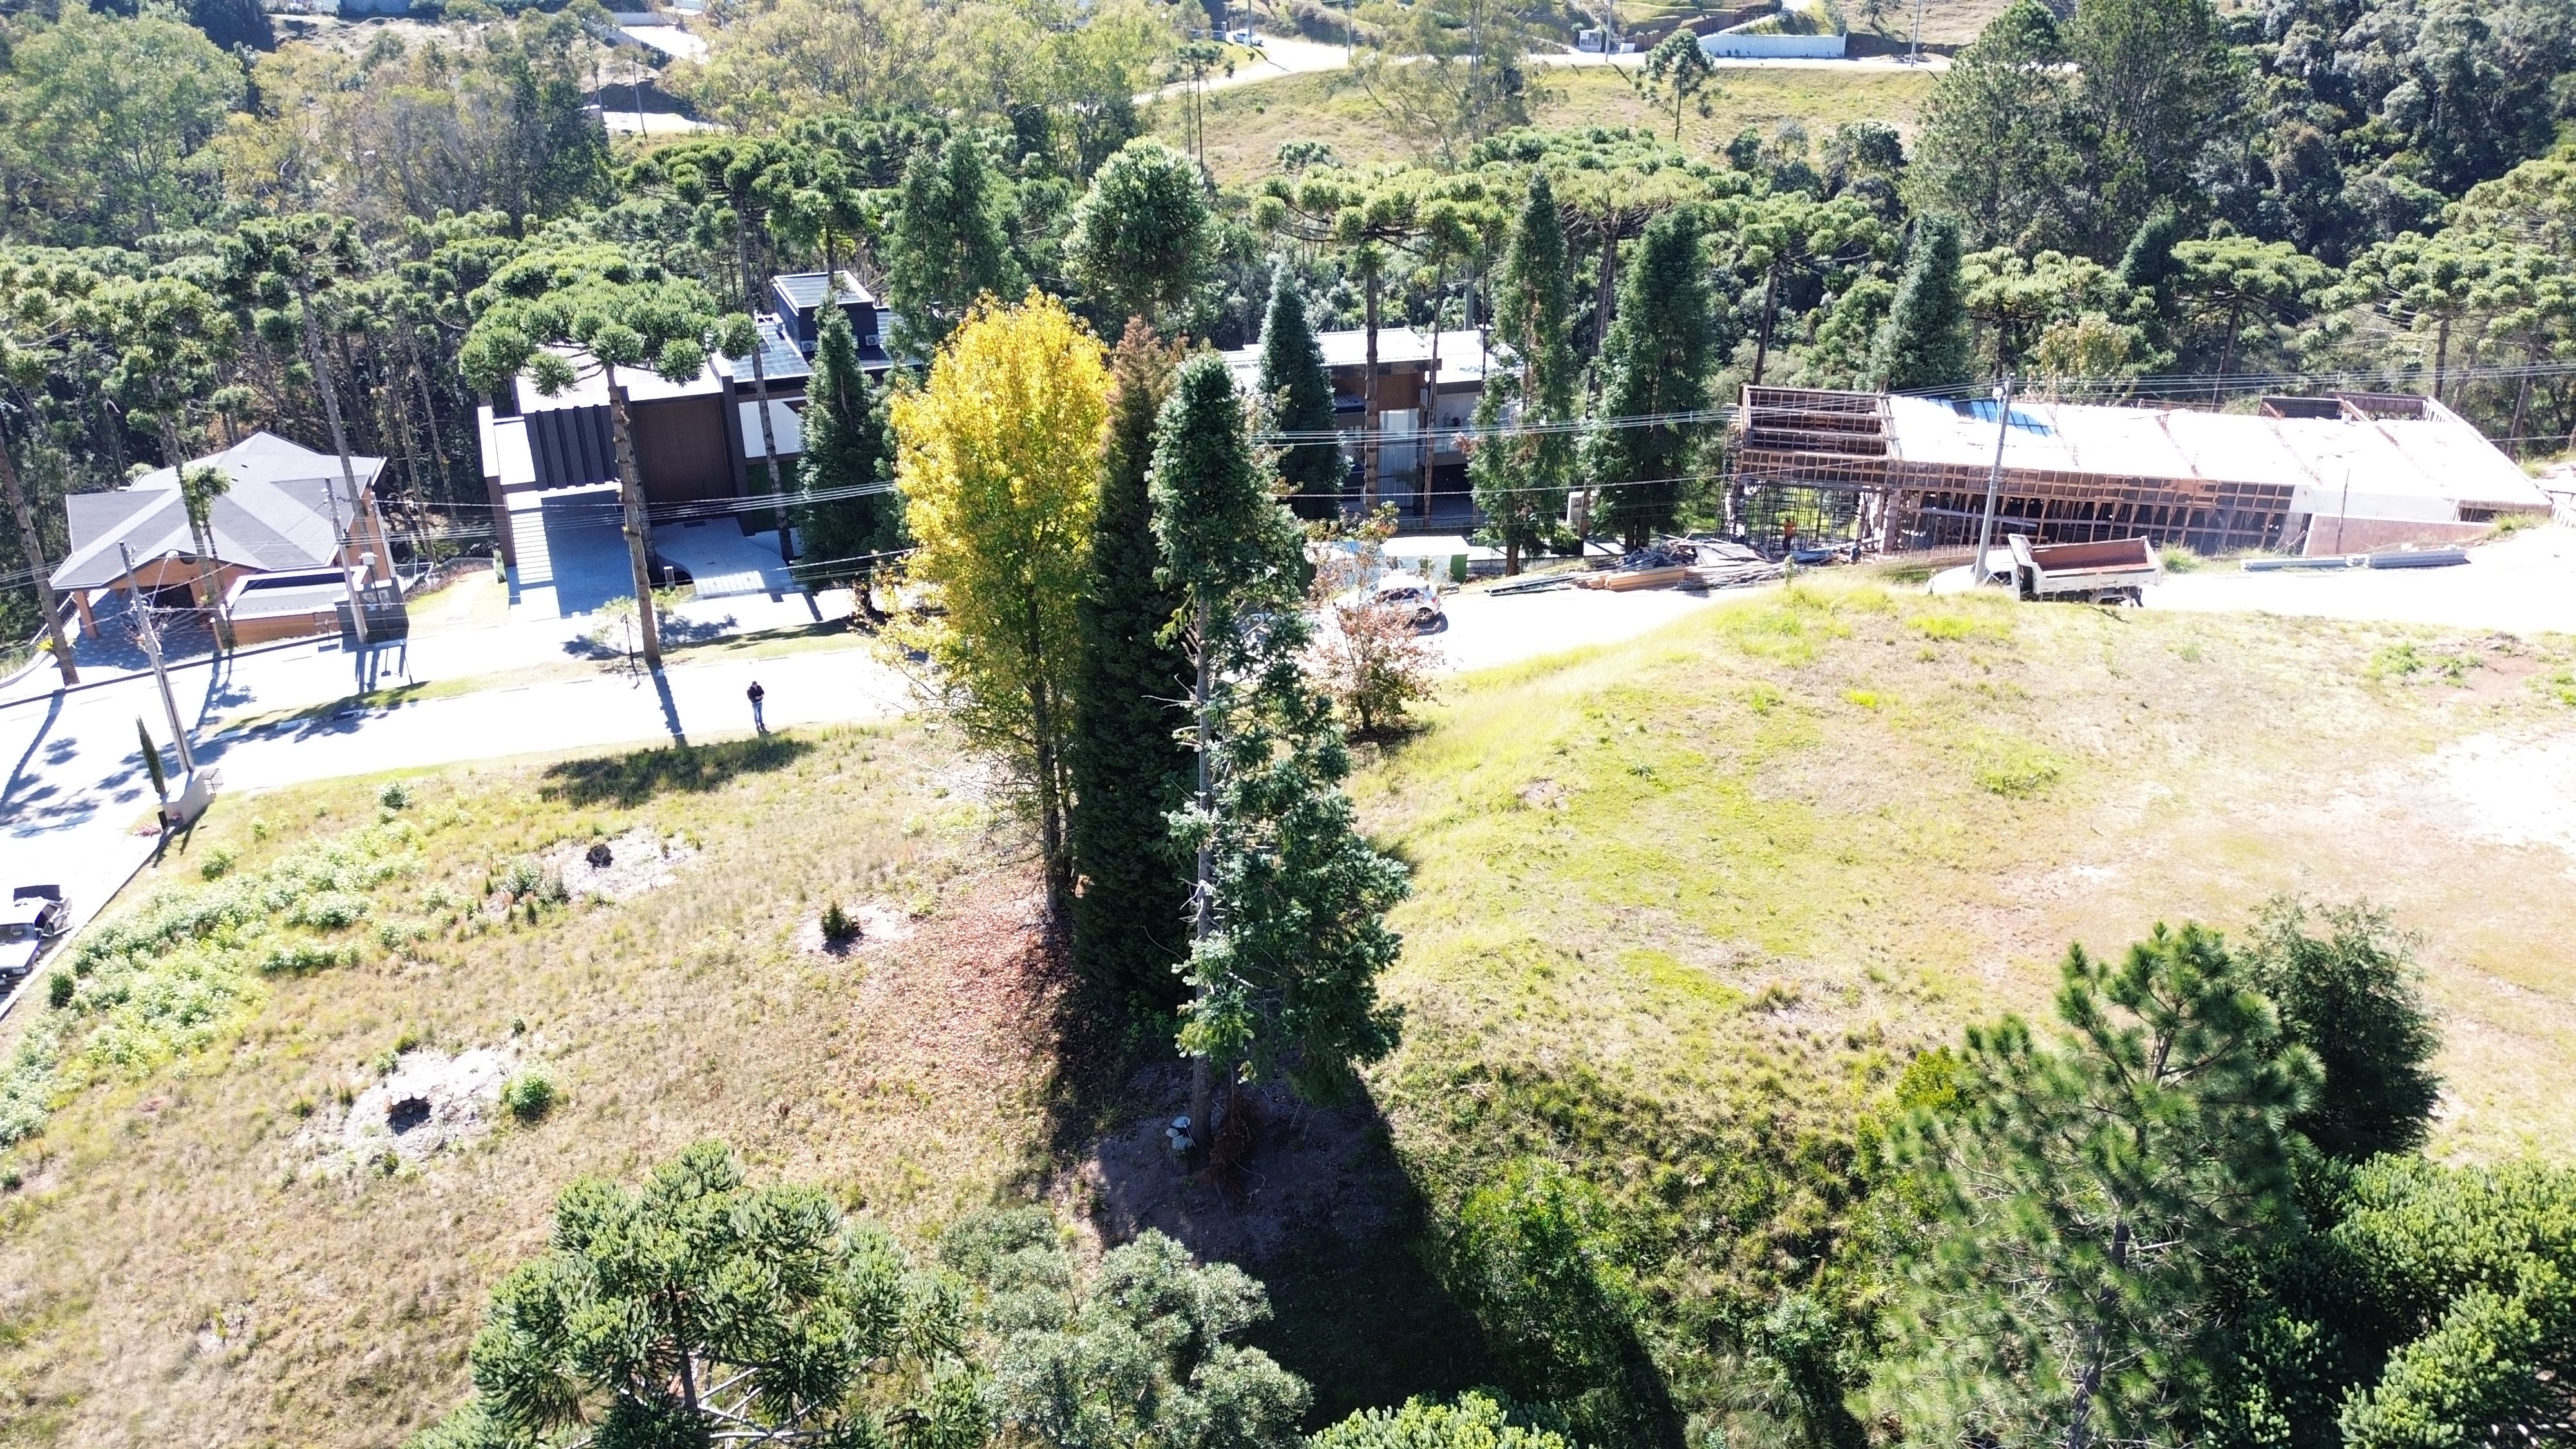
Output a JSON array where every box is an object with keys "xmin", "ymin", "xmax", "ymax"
[
  {"xmin": 51, "ymin": 432, "xmax": 383, "ymax": 591},
  {"xmin": 1882, "ymin": 393, "xmax": 2550, "ymax": 521},
  {"xmin": 1220, "ymin": 328, "xmax": 1491, "ymax": 387},
  {"xmin": 771, "ymin": 270, "xmax": 876, "ymax": 310}
]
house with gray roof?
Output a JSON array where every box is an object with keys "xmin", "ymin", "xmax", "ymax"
[{"xmin": 51, "ymin": 431, "xmax": 393, "ymax": 643}]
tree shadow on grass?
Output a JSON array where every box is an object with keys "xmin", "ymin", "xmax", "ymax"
[
  {"xmin": 536, "ymin": 734, "xmax": 814, "ymax": 808},
  {"xmin": 1072, "ymin": 1072, "xmax": 1508, "ymax": 1428}
]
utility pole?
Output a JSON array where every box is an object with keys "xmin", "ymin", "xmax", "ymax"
[
  {"xmin": 1909, "ymin": 0, "xmax": 1925, "ymax": 64},
  {"xmin": 1973, "ymin": 374, "xmax": 2014, "ymax": 583},
  {"xmin": 120, "ymin": 542, "xmax": 195, "ymax": 773}
]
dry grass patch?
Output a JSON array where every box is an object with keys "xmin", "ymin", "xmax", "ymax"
[
  {"xmin": 1157, "ymin": 64, "xmax": 1938, "ymax": 185},
  {"xmin": 0, "ymin": 725, "xmax": 1088, "ymax": 1449}
]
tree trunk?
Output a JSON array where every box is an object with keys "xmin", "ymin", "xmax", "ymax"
[
  {"xmin": 0, "ymin": 438, "xmax": 78, "ymax": 685},
  {"xmin": 1362, "ymin": 265, "xmax": 1381, "ymax": 515},
  {"xmin": 1594, "ymin": 222, "xmax": 1618, "ymax": 358},
  {"xmin": 2062, "ymin": 1215, "xmax": 2133, "ymax": 1449},
  {"xmin": 2510, "ymin": 332, "xmax": 2541, "ymax": 455},
  {"xmin": 606, "ymin": 367, "xmax": 665, "ymax": 670},
  {"xmin": 1752, "ymin": 261, "xmax": 1781, "ymax": 386},
  {"xmin": 1186, "ymin": 597, "xmax": 1217, "ymax": 1159},
  {"xmin": 2432, "ymin": 314, "xmax": 2452, "ymax": 406},
  {"xmin": 294, "ymin": 276, "xmax": 368, "ymax": 645},
  {"xmin": 2215, "ymin": 296, "xmax": 2244, "ymax": 403},
  {"xmin": 1029, "ymin": 665, "xmax": 1068, "ymax": 925},
  {"xmin": 737, "ymin": 226, "xmax": 793, "ymax": 564}
]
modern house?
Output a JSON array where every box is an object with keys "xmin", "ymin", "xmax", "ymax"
[
  {"xmin": 1221, "ymin": 326, "xmax": 1490, "ymax": 525},
  {"xmin": 48, "ymin": 431, "xmax": 394, "ymax": 645},
  {"xmin": 472, "ymin": 272, "xmax": 893, "ymax": 572},
  {"xmin": 1732, "ymin": 386, "xmax": 2553, "ymax": 555}
]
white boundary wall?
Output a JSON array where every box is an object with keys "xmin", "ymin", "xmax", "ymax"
[{"xmin": 1700, "ymin": 31, "xmax": 1847, "ymax": 57}]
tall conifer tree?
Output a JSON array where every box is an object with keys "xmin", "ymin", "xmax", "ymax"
[
  {"xmin": 1151, "ymin": 354, "xmax": 1406, "ymax": 1146},
  {"xmin": 1582, "ymin": 207, "xmax": 1714, "ymax": 551},
  {"xmin": 1256, "ymin": 267, "xmax": 1344, "ymax": 509},
  {"xmin": 1869, "ymin": 214, "xmax": 1973, "ymax": 391},
  {"xmin": 884, "ymin": 135, "xmax": 1025, "ymax": 359},
  {"xmin": 1471, "ymin": 171, "xmax": 1578, "ymax": 574},
  {"xmin": 793, "ymin": 307, "xmax": 895, "ymax": 587},
  {"xmin": 1071, "ymin": 321, "xmax": 1192, "ymax": 1009}
]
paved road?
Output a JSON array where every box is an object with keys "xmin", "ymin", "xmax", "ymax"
[{"xmin": 2146, "ymin": 527, "xmax": 2576, "ymax": 636}]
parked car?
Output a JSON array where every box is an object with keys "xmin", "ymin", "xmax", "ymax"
[
  {"xmin": 0, "ymin": 885, "xmax": 68, "ymax": 986},
  {"xmin": 1372, "ymin": 575, "xmax": 1446, "ymax": 630},
  {"xmin": 1227, "ymin": 27, "xmax": 1264, "ymax": 44}
]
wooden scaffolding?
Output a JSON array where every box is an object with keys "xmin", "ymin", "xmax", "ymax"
[{"xmin": 1729, "ymin": 386, "xmax": 2300, "ymax": 555}]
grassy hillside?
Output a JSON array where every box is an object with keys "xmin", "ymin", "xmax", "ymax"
[
  {"xmin": 2, "ymin": 580, "xmax": 2571, "ymax": 1445},
  {"xmin": 1349, "ymin": 579, "xmax": 2576, "ymax": 1439},
  {"xmin": 1160, "ymin": 64, "xmax": 1939, "ymax": 185},
  {"xmin": 0, "ymin": 725, "xmax": 1091, "ymax": 1446}
]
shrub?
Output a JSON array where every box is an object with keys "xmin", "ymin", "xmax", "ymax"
[
  {"xmin": 289, "ymin": 891, "xmax": 371, "ymax": 931},
  {"xmin": 502, "ymin": 1070, "xmax": 557, "ymax": 1123},
  {"xmin": 45, "ymin": 972, "xmax": 73, "ymax": 1010},
  {"xmin": 378, "ymin": 781, "xmax": 412, "ymax": 811},
  {"xmin": 1971, "ymin": 737, "xmax": 2066, "ymax": 797},
  {"xmin": 260, "ymin": 942, "xmax": 358, "ymax": 976},
  {"xmin": 821, "ymin": 899, "xmax": 857, "ymax": 942},
  {"xmin": 198, "ymin": 846, "xmax": 236, "ymax": 880}
]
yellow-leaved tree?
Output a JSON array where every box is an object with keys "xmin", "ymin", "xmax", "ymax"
[{"xmin": 890, "ymin": 292, "xmax": 1110, "ymax": 924}]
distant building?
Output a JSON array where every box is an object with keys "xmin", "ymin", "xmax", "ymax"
[
  {"xmin": 473, "ymin": 273, "xmax": 895, "ymax": 571},
  {"xmin": 48, "ymin": 431, "xmax": 394, "ymax": 644},
  {"xmin": 1734, "ymin": 386, "xmax": 2553, "ymax": 555},
  {"xmin": 1220, "ymin": 327, "xmax": 1489, "ymax": 526}
]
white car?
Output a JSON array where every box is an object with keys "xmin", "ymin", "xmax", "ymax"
[
  {"xmin": 1370, "ymin": 576, "xmax": 1446, "ymax": 630},
  {"xmin": 1227, "ymin": 28, "xmax": 1264, "ymax": 45}
]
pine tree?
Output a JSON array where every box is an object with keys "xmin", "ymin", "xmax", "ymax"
[
  {"xmin": 1471, "ymin": 171, "xmax": 1578, "ymax": 574},
  {"xmin": 1070, "ymin": 321, "xmax": 1192, "ymax": 1010},
  {"xmin": 1582, "ymin": 207, "xmax": 1714, "ymax": 551},
  {"xmin": 1255, "ymin": 265, "xmax": 1345, "ymax": 508},
  {"xmin": 1150, "ymin": 354, "xmax": 1407, "ymax": 1146},
  {"xmin": 1868, "ymin": 214, "xmax": 1973, "ymax": 392},
  {"xmin": 1877, "ymin": 924, "xmax": 2317, "ymax": 1449},
  {"xmin": 884, "ymin": 134, "xmax": 1025, "ymax": 359},
  {"xmin": 793, "ymin": 307, "xmax": 895, "ymax": 589},
  {"xmin": 415, "ymin": 1142, "xmax": 980, "ymax": 1448}
]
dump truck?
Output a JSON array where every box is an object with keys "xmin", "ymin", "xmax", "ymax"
[{"xmin": 2006, "ymin": 535, "xmax": 2163, "ymax": 604}]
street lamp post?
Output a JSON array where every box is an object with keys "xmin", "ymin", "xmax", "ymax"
[{"xmin": 1973, "ymin": 374, "xmax": 2015, "ymax": 584}]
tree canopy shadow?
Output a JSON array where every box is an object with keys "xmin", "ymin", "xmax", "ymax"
[{"xmin": 537, "ymin": 734, "xmax": 813, "ymax": 808}]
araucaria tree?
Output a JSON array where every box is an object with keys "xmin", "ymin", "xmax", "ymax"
[
  {"xmin": 1470, "ymin": 170, "xmax": 1577, "ymax": 574},
  {"xmin": 416, "ymin": 1142, "xmax": 983, "ymax": 1448},
  {"xmin": 1063, "ymin": 138, "xmax": 1215, "ymax": 334},
  {"xmin": 1582, "ymin": 206, "xmax": 1714, "ymax": 551},
  {"xmin": 892, "ymin": 293, "xmax": 1109, "ymax": 927},
  {"xmin": 884, "ymin": 133, "xmax": 1026, "ymax": 359},
  {"xmin": 1255, "ymin": 266, "xmax": 1345, "ymax": 509},
  {"xmin": 1070, "ymin": 321, "xmax": 1193, "ymax": 1010},
  {"xmin": 793, "ymin": 307, "xmax": 896, "ymax": 590},
  {"xmin": 1150, "ymin": 353, "xmax": 1408, "ymax": 1148},
  {"xmin": 1870, "ymin": 214, "xmax": 1974, "ymax": 391},
  {"xmin": 1876, "ymin": 923, "xmax": 2317, "ymax": 1449}
]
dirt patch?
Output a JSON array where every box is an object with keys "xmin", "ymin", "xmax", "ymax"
[
  {"xmin": 545, "ymin": 829, "xmax": 699, "ymax": 902},
  {"xmin": 791, "ymin": 902, "xmax": 918, "ymax": 958},
  {"xmin": 298, "ymin": 1045, "xmax": 517, "ymax": 1176},
  {"xmin": 1073, "ymin": 1071, "xmax": 1396, "ymax": 1267},
  {"xmin": 2429, "ymin": 733, "xmax": 2576, "ymax": 859}
]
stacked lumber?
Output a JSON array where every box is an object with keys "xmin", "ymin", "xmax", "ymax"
[
  {"xmin": 1578, "ymin": 565, "xmax": 1691, "ymax": 591},
  {"xmin": 1686, "ymin": 560, "xmax": 1785, "ymax": 590}
]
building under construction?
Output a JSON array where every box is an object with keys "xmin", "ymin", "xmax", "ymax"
[{"xmin": 1732, "ymin": 386, "xmax": 2553, "ymax": 556}]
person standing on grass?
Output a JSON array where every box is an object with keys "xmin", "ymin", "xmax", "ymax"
[{"xmin": 747, "ymin": 679, "xmax": 766, "ymax": 735}]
